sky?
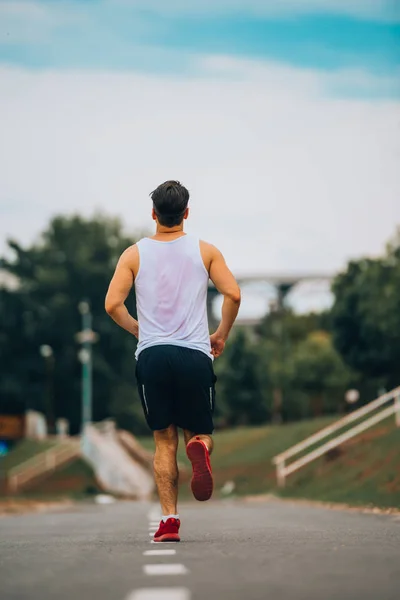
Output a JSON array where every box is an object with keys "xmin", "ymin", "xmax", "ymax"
[{"xmin": 0, "ymin": 0, "xmax": 399, "ymax": 317}]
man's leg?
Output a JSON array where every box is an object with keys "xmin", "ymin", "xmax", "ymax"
[
  {"xmin": 153, "ymin": 424, "xmax": 179, "ymax": 516},
  {"xmin": 174, "ymin": 347, "xmax": 216, "ymax": 502},
  {"xmin": 184, "ymin": 429, "xmax": 214, "ymax": 501},
  {"xmin": 184, "ymin": 430, "xmax": 214, "ymax": 454}
]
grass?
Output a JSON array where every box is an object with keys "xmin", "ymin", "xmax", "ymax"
[
  {"xmin": 282, "ymin": 421, "xmax": 400, "ymax": 508},
  {"xmin": 2, "ymin": 416, "xmax": 399, "ymax": 510},
  {"xmin": 1, "ymin": 458, "xmax": 102, "ymax": 500},
  {"xmin": 25, "ymin": 458, "xmax": 102, "ymax": 498},
  {"xmin": 138, "ymin": 416, "xmax": 400, "ymax": 509},
  {"xmin": 0, "ymin": 439, "xmax": 58, "ymax": 473},
  {"xmin": 0, "ymin": 440, "xmax": 101, "ymax": 500},
  {"xmin": 138, "ymin": 417, "xmax": 336, "ymax": 498}
]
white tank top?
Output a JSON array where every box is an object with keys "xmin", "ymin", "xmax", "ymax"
[{"xmin": 134, "ymin": 234, "xmax": 211, "ymax": 360}]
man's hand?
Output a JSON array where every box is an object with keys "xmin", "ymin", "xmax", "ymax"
[
  {"xmin": 210, "ymin": 332, "xmax": 225, "ymax": 358},
  {"xmin": 131, "ymin": 322, "xmax": 139, "ymax": 339}
]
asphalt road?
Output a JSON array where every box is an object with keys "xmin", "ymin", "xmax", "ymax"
[{"xmin": 1, "ymin": 498, "xmax": 399, "ymax": 600}]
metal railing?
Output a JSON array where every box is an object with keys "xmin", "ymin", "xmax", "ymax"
[
  {"xmin": 7, "ymin": 439, "xmax": 80, "ymax": 494},
  {"xmin": 272, "ymin": 386, "xmax": 400, "ymax": 488}
]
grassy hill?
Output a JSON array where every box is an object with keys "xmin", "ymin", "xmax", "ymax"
[
  {"xmin": 0, "ymin": 439, "xmax": 101, "ymax": 499},
  {"xmin": 138, "ymin": 416, "xmax": 400, "ymax": 509},
  {"xmin": 0, "ymin": 439, "xmax": 58, "ymax": 473},
  {"xmin": 2, "ymin": 416, "xmax": 398, "ymax": 509}
]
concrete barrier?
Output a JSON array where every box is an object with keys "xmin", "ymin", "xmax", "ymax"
[{"xmin": 81, "ymin": 421, "xmax": 155, "ymax": 499}]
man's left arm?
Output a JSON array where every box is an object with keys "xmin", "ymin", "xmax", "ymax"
[{"xmin": 105, "ymin": 246, "xmax": 139, "ymax": 338}]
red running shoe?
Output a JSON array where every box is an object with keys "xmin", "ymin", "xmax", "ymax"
[
  {"xmin": 153, "ymin": 518, "xmax": 181, "ymax": 543},
  {"xmin": 186, "ymin": 437, "xmax": 213, "ymax": 501}
]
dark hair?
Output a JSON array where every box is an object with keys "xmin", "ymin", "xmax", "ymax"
[{"xmin": 150, "ymin": 180, "xmax": 189, "ymax": 227}]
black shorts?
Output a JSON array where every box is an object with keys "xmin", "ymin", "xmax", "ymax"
[{"xmin": 135, "ymin": 345, "xmax": 217, "ymax": 433}]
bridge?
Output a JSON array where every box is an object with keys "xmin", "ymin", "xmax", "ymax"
[
  {"xmin": 1, "ymin": 267, "xmax": 335, "ymax": 328},
  {"xmin": 207, "ymin": 271, "xmax": 335, "ymax": 328}
]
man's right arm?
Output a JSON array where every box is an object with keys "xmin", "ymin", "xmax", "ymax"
[{"xmin": 208, "ymin": 245, "xmax": 241, "ymax": 356}]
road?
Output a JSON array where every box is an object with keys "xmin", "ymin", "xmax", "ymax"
[{"xmin": 1, "ymin": 498, "xmax": 399, "ymax": 600}]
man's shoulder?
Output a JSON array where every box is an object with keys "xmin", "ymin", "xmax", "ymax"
[
  {"xmin": 199, "ymin": 239, "xmax": 217, "ymax": 252},
  {"xmin": 119, "ymin": 244, "xmax": 139, "ymax": 266},
  {"xmin": 122, "ymin": 243, "xmax": 139, "ymax": 255},
  {"xmin": 199, "ymin": 240, "xmax": 223, "ymax": 273},
  {"xmin": 199, "ymin": 240, "xmax": 222, "ymax": 258}
]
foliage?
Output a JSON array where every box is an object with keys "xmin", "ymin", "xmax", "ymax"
[
  {"xmin": 254, "ymin": 311, "xmax": 351, "ymax": 422},
  {"xmin": 0, "ymin": 214, "xmax": 140, "ymax": 433},
  {"xmin": 331, "ymin": 229, "xmax": 400, "ymax": 390},
  {"xmin": 214, "ymin": 329, "xmax": 269, "ymax": 426},
  {"xmin": 290, "ymin": 331, "xmax": 352, "ymax": 416}
]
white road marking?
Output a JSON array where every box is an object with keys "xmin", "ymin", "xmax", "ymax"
[
  {"xmin": 126, "ymin": 588, "xmax": 190, "ymax": 600},
  {"xmin": 149, "ymin": 532, "xmax": 156, "ymax": 537},
  {"xmin": 143, "ymin": 549, "xmax": 176, "ymax": 556},
  {"xmin": 144, "ymin": 564, "xmax": 188, "ymax": 576},
  {"xmin": 147, "ymin": 507, "xmax": 161, "ymax": 521},
  {"xmin": 94, "ymin": 494, "xmax": 116, "ymax": 505},
  {"xmin": 149, "ymin": 521, "xmax": 160, "ymax": 527},
  {"xmin": 150, "ymin": 540, "xmax": 178, "ymax": 544}
]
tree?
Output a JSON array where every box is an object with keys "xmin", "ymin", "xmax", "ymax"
[
  {"xmin": 291, "ymin": 331, "xmax": 352, "ymax": 416},
  {"xmin": 1, "ymin": 214, "xmax": 143, "ymax": 434},
  {"xmin": 331, "ymin": 230, "xmax": 400, "ymax": 390},
  {"xmin": 256, "ymin": 309, "xmax": 333, "ymax": 422},
  {"xmin": 215, "ymin": 329, "xmax": 268, "ymax": 426}
]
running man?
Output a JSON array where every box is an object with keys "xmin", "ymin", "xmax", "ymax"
[{"xmin": 105, "ymin": 180, "xmax": 241, "ymax": 542}]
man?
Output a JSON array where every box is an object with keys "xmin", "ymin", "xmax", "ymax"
[{"xmin": 105, "ymin": 180, "xmax": 241, "ymax": 542}]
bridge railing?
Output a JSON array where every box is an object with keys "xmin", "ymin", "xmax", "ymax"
[{"xmin": 272, "ymin": 386, "xmax": 400, "ymax": 488}]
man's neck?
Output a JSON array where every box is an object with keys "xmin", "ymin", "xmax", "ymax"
[
  {"xmin": 151, "ymin": 226, "xmax": 185, "ymax": 241},
  {"xmin": 156, "ymin": 225, "xmax": 184, "ymax": 234}
]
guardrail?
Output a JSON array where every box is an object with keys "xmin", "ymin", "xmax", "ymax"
[
  {"xmin": 7, "ymin": 440, "xmax": 80, "ymax": 494},
  {"xmin": 272, "ymin": 386, "xmax": 400, "ymax": 488}
]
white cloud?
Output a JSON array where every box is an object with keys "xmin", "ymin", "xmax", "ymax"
[
  {"xmin": 0, "ymin": 1, "xmax": 83, "ymax": 43},
  {"xmin": 198, "ymin": 55, "xmax": 400, "ymax": 97},
  {"xmin": 117, "ymin": 0, "xmax": 400, "ymax": 21},
  {"xmin": 0, "ymin": 59, "xmax": 399, "ymax": 289}
]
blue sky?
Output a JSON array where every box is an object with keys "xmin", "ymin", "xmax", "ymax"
[
  {"xmin": 0, "ymin": 0, "xmax": 399, "ymax": 316},
  {"xmin": 0, "ymin": 0, "xmax": 399, "ymax": 83}
]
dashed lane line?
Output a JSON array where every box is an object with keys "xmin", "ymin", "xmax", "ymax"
[
  {"xmin": 143, "ymin": 550, "xmax": 177, "ymax": 556},
  {"xmin": 150, "ymin": 540, "xmax": 179, "ymax": 544},
  {"xmin": 143, "ymin": 564, "xmax": 188, "ymax": 576},
  {"xmin": 126, "ymin": 588, "xmax": 190, "ymax": 600}
]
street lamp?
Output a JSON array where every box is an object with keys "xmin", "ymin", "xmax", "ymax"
[
  {"xmin": 40, "ymin": 344, "xmax": 53, "ymax": 359},
  {"xmin": 39, "ymin": 344, "xmax": 55, "ymax": 433},
  {"xmin": 77, "ymin": 300, "xmax": 98, "ymax": 433}
]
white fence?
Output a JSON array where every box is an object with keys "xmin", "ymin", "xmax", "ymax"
[
  {"xmin": 7, "ymin": 440, "xmax": 80, "ymax": 493},
  {"xmin": 272, "ymin": 386, "xmax": 400, "ymax": 488}
]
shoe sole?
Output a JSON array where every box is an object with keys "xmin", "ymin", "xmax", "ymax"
[
  {"xmin": 186, "ymin": 439, "xmax": 213, "ymax": 502},
  {"xmin": 153, "ymin": 533, "xmax": 180, "ymax": 542}
]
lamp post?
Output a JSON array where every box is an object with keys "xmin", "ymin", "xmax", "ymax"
[
  {"xmin": 39, "ymin": 344, "xmax": 55, "ymax": 433},
  {"xmin": 269, "ymin": 299, "xmax": 284, "ymax": 424},
  {"xmin": 77, "ymin": 301, "xmax": 95, "ymax": 433}
]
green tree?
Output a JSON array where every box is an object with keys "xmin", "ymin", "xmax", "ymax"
[
  {"xmin": 256, "ymin": 309, "xmax": 333, "ymax": 422},
  {"xmin": 1, "ymin": 214, "xmax": 143, "ymax": 433},
  {"xmin": 291, "ymin": 331, "xmax": 352, "ymax": 416},
  {"xmin": 215, "ymin": 329, "xmax": 268, "ymax": 426},
  {"xmin": 331, "ymin": 230, "xmax": 400, "ymax": 390}
]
